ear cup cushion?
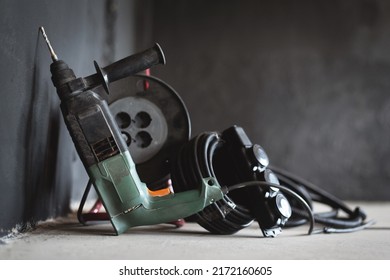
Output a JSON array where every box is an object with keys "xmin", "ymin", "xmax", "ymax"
[{"xmin": 170, "ymin": 132, "xmax": 254, "ymax": 234}]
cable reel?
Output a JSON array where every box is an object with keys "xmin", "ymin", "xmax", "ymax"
[{"xmin": 98, "ymin": 74, "xmax": 191, "ymax": 186}]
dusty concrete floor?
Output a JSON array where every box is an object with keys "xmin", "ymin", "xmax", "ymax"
[{"xmin": 0, "ymin": 202, "xmax": 389, "ymax": 260}]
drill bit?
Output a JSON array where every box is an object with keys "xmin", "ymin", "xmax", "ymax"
[{"xmin": 39, "ymin": 26, "xmax": 58, "ymax": 62}]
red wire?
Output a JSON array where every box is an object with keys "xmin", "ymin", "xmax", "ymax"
[{"xmin": 143, "ymin": 68, "xmax": 150, "ymax": 90}]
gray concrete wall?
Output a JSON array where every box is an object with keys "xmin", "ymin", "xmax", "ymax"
[
  {"xmin": 149, "ymin": 0, "xmax": 390, "ymax": 201},
  {"xmin": 0, "ymin": 0, "xmax": 136, "ymax": 236}
]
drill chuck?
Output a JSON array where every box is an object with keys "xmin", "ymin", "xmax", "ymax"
[{"xmin": 50, "ymin": 60, "xmax": 77, "ymax": 99}]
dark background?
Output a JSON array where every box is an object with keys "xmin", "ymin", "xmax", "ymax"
[
  {"xmin": 1, "ymin": 0, "xmax": 389, "ymax": 236},
  {"xmin": 148, "ymin": 0, "xmax": 390, "ymax": 201}
]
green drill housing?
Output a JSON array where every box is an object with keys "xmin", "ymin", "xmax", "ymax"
[{"xmin": 90, "ymin": 151, "xmax": 223, "ymax": 235}]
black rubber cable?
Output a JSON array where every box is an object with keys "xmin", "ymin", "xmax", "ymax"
[
  {"xmin": 269, "ymin": 165, "xmax": 371, "ymax": 230},
  {"xmin": 269, "ymin": 165, "xmax": 356, "ymax": 216}
]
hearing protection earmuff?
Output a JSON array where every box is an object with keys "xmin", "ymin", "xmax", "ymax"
[{"xmin": 170, "ymin": 125, "xmax": 293, "ymax": 237}]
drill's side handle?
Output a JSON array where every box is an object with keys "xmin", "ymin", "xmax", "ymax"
[
  {"xmin": 103, "ymin": 43, "xmax": 165, "ymax": 83},
  {"xmin": 83, "ymin": 43, "xmax": 165, "ymax": 94}
]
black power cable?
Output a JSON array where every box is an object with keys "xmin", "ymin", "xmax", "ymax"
[
  {"xmin": 269, "ymin": 166, "xmax": 376, "ymax": 233},
  {"xmin": 270, "ymin": 166, "xmax": 358, "ymax": 216}
]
